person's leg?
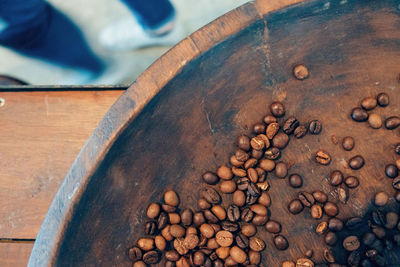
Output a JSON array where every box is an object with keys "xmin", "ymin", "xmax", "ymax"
[{"xmin": 0, "ymin": 0, "xmax": 104, "ymax": 73}]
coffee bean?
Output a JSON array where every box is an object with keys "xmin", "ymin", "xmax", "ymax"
[
  {"xmin": 362, "ymin": 232, "xmax": 376, "ymax": 246},
  {"xmin": 256, "ymin": 167, "xmax": 266, "ymax": 181},
  {"xmin": 217, "ymin": 165, "xmax": 234, "ymax": 180},
  {"xmin": 227, "ymin": 205, "xmax": 240, "ymax": 222},
  {"xmin": 323, "ymin": 248, "xmax": 335, "ymax": 263},
  {"xmin": 315, "ymin": 150, "xmax": 331, "ymax": 165},
  {"xmin": 264, "ymin": 114, "xmax": 277, "ymax": 125},
  {"xmin": 143, "ymin": 250, "xmax": 159, "ymax": 264},
  {"xmin": 324, "ymin": 202, "xmax": 339, "ymax": 217},
  {"xmin": 180, "ymin": 209, "xmax": 193, "ymax": 226},
  {"xmin": 392, "ymin": 177, "xmax": 400, "ymax": 190},
  {"xmin": 270, "ymin": 102, "xmax": 285, "ymax": 117},
  {"xmin": 345, "ymin": 176, "xmax": 359, "ymax": 188},
  {"xmin": 138, "ymin": 238, "xmax": 154, "ymax": 251},
  {"xmin": 288, "ymin": 174, "xmax": 303, "ymax": 188},
  {"xmin": 298, "ymin": 191, "xmax": 315, "ymax": 207},
  {"xmin": 384, "ymin": 212, "xmax": 398, "ymax": 229},
  {"xmin": 230, "ymin": 246, "xmax": 247, "ymax": 264},
  {"xmin": 361, "ymin": 96, "xmax": 377, "ymax": 110},
  {"xmin": 282, "ymin": 260, "xmax": 295, "ymax": 267},
  {"xmin": 164, "ymin": 190, "xmax": 179, "ymax": 207},
  {"xmin": 230, "ymin": 155, "xmax": 244, "ymax": 167},
  {"xmin": 165, "ymin": 250, "xmax": 180, "ymax": 261},
  {"xmin": 266, "ymin": 122, "xmax": 280, "ymax": 140},
  {"xmin": 200, "ymin": 224, "xmax": 215, "ymax": 239},
  {"xmin": 162, "ymin": 204, "xmax": 176, "ymax": 213},
  {"xmin": 376, "ymin": 92, "xmax": 389, "ymax": 106},
  {"xmin": 147, "ymin": 203, "xmax": 161, "ymax": 219},
  {"xmin": 252, "ymin": 215, "xmax": 269, "ymax": 225},
  {"xmin": 133, "ymin": 261, "xmax": 146, "ymax": 267},
  {"xmin": 371, "ymin": 224, "xmax": 386, "ymax": 239},
  {"xmin": 170, "ymin": 224, "xmax": 185, "ymax": 238},
  {"xmin": 309, "ymin": 120, "xmax": 322, "ymax": 135},
  {"xmin": 325, "ymin": 232, "xmax": 338, "ymax": 246},
  {"xmin": 128, "ymin": 246, "xmax": 142, "ymax": 261},
  {"xmin": 241, "ymin": 208, "xmax": 254, "ymax": 222},
  {"xmin": 351, "ymin": 107, "xmax": 369, "ymax": 122},
  {"xmin": 237, "ymin": 177, "xmax": 250, "ymax": 191},
  {"xmin": 337, "ymin": 186, "xmax": 349, "ymax": 204},
  {"xmin": 202, "ymin": 171, "xmax": 219, "ymax": 185},
  {"xmin": 275, "ymin": 162, "xmax": 288, "ymax": 178},
  {"xmin": 312, "ymin": 190, "xmax": 328, "ymax": 203},
  {"xmin": 221, "ymin": 221, "xmax": 239, "ymax": 232},
  {"xmin": 374, "ymin": 191, "xmax": 388, "ymax": 207},
  {"xmin": 203, "ymin": 209, "xmax": 219, "ymax": 224},
  {"xmin": 346, "ymin": 217, "xmax": 363, "ymax": 230},
  {"xmin": 200, "ymin": 187, "xmax": 221, "ymax": 204},
  {"xmin": 183, "ymin": 234, "xmax": 199, "ymax": 250},
  {"xmin": 266, "ymin": 220, "xmax": 281, "ymax": 233},
  {"xmin": 232, "ymin": 190, "xmax": 246, "ymax": 207},
  {"xmin": 347, "ymin": 250, "xmax": 361, "ymax": 266},
  {"xmin": 316, "ymin": 221, "xmax": 328, "ymax": 235},
  {"xmin": 192, "ymin": 251, "xmax": 205, "ymax": 266},
  {"xmin": 145, "ymin": 221, "xmax": 157, "ymax": 235},
  {"xmin": 259, "ymin": 159, "xmax": 275, "ymax": 172},
  {"xmin": 197, "ymin": 198, "xmax": 211, "ymax": 210},
  {"xmin": 328, "ymin": 218, "xmax": 344, "ymax": 232},
  {"xmin": 193, "ymin": 212, "xmax": 206, "ymax": 227},
  {"xmin": 247, "ymin": 183, "xmax": 260, "ymax": 197},
  {"xmin": 250, "ymin": 204, "xmax": 268, "ymax": 216},
  {"xmin": 273, "ymin": 132, "xmax": 289, "ymax": 149},
  {"xmin": 348, "ymin": 155, "xmax": 364, "ymax": 169},
  {"xmin": 231, "ymin": 168, "xmax": 246, "ymax": 179},
  {"xmin": 368, "ymin": 113, "xmax": 382, "ymax": 129},
  {"xmin": 176, "ymin": 256, "xmax": 190, "ymax": 267},
  {"xmin": 293, "ymin": 64, "xmax": 309, "ymax": 80},
  {"xmin": 372, "ymin": 210, "xmax": 385, "ymax": 226},
  {"xmin": 247, "ymin": 168, "xmax": 258, "ymax": 183},
  {"xmin": 258, "ymin": 191, "xmax": 271, "ymax": 207},
  {"xmin": 215, "ymin": 246, "xmax": 230, "ymax": 260},
  {"xmin": 342, "ymin": 136, "xmax": 355, "ymax": 151},
  {"xmin": 251, "ymin": 136, "xmax": 265, "ymax": 150},
  {"xmin": 215, "ymin": 230, "xmax": 233, "ymax": 247},
  {"xmin": 343, "ymin": 236, "xmax": 360, "ymax": 251},
  {"xmin": 235, "ymin": 233, "xmax": 249, "ymax": 249},
  {"xmin": 293, "ymin": 125, "xmax": 307, "ymax": 138},
  {"xmin": 161, "ymin": 225, "xmax": 173, "ymax": 242},
  {"xmin": 329, "ymin": 170, "xmax": 343, "ymax": 186},
  {"xmin": 265, "ymin": 147, "xmax": 281, "ymax": 159},
  {"xmin": 253, "ymin": 122, "xmax": 266, "ymax": 134},
  {"xmin": 273, "ymin": 235, "xmax": 289, "ymax": 250},
  {"xmin": 310, "ymin": 204, "xmax": 323, "ymax": 219},
  {"xmin": 283, "ymin": 116, "xmax": 299, "ymax": 135},
  {"xmin": 213, "ymin": 259, "xmax": 223, "ymax": 267},
  {"xmin": 385, "ymin": 116, "xmax": 400, "ymax": 129},
  {"xmin": 288, "ymin": 199, "xmax": 304, "ymax": 214},
  {"xmin": 241, "ymin": 223, "xmax": 257, "ymax": 237},
  {"xmin": 296, "ymin": 258, "xmax": 314, "ymax": 267},
  {"xmin": 246, "ymin": 191, "xmax": 258, "ymax": 205},
  {"xmin": 249, "ymin": 237, "xmax": 265, "ymax": 252},
  {"xmin": 249, "ymin": 250, "xmax": 261, "ymax": 265},
  {"xmin": 169, "ymin": 213, "xmax": 181, "ymax": 224},
  {"xmin": 385, "ymin": 164, "xmax": 398, "ymax": 178},
  {"xmin": 237, "ymin": 135, "xmax": 250, "ymax": 151},
  {"xmin": 211, "ymin": 205, "xmax": 226, "ymax": 221}
]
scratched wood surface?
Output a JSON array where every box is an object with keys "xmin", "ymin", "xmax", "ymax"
[{"xmin": 29, "ymin": 0, "xmax": 400, "ymax": 266}]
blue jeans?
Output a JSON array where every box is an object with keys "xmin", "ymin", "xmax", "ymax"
[{"xmin": 0, "ymin": 0, "xmax": 174, "ymax": 73}]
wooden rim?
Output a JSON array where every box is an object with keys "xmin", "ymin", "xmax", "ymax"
[{"xmin": 28, "ymin": 0, "xmax": 305, "ymax": 265}]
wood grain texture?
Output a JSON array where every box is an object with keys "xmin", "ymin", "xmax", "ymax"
[
  {"xmin": 0, "ymin": 90, "xmax": 123, "ymax": 239},
  {"xmin": 0, "ymin": 242, "xmax": 34, "ymax": 267}
]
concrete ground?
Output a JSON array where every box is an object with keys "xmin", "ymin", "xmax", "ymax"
[{"xmin": 0, "ymin": 0, "xmax": 248, "ymax": 85}]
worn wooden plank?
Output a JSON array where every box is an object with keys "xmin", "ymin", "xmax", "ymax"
[
  {"xmin": 0, "ymin": 242, "xmax": 34, "ymax": 267},
  {"xmin": 0, "ymin": 90, "xmax": 123, "ymax": 239}
]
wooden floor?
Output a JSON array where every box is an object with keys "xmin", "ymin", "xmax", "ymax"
[{"xmin": 0, "ymin": 88, "xmax": 124, "ymax": 266}]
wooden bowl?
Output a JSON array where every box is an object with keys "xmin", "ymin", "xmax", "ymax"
[{"xmin": 29, "ymin": 0, "xmax": 400, "ymax": 265}]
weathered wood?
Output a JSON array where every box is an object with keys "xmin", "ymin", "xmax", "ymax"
[
  {"xmin": 0, "ymin": 242, "xmax": 34, "ymax": 267},
  {"xmin": 30, "ymin": 0, "xmax": 400, "ymax": 266},
  {"xmin": 0, "ymin": 90, "xmax": 123, "ymax": 239}
]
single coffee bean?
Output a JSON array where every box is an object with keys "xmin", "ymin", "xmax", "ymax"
[
  {"xmin": 221, "ymin": 221, "xmax": 239, "ymax": 232},
  {"xmin": 181, "ymin": 209, "xmax": 193, "ymax": 226},
  {"xmin": 227, "ymin": 205, "xmax": 240, "ymax": 222},
  {"xmin": 293, "ymin": 64, "xmax": 309, "ymax": 80},
  {"xmin": 343, "ymin": 235, "xmax": 360, "ymax": 251},
  {"xmin": 241, "ymin": 208, "xmax": 254, "ymax": 222},
  {"xmin": 273, "ymin": 235, "xmax": 289, "ymax": 250},
  {"xmin": 241, "ymin": 223, "xmax": 257, "ymax": 237},
  {"xmin": 217, "ymin": 165, "xmax": 234, "ymax": 179},
  {"xmin": 266, "ymin": 220, "xmax": 281, "ymax": 233},
  {"xmin": 253, "ymin": 122, "xmax": 266, "ymax": 134},
  {"xmin": 329, "ymin": 170, "xmax": 343, "ymax": 186},
  {"xmin": 193, "ymin": 251, "xmax": 205, "ymax": 266},
  {"xmin": 143, "ymin": 250, "xmax": 159, "ymax": 264},
  {"xmin": 252, "ymin": 215, "xmax": 268, "ymax": 225},
  {"xmin": 237, "ymin": 177, "xmax": 250, "ymax": 191},
  {"xmin": 256, "ymin": 167, "xmax": 266, "ymax": 180},
  {"xmin": 361, "ymin": 96, "xmax": 377, "ymax": 110},
  {"xmin": 298, "ymin": 192, "xmax": 315, "ymax": 207},
  {"xmin": 384, "ymin": 212, "xmax": 398, "ymax": 229},
  {"xmin": 249, "ymin": 250, "xmax": 260, "ymax": 265},
  {"xmin": 273, "ymin": 132, "xmax": 289, "ymax": 149},
  {"xmin": 325, "ymin": 232, "xmax": 338, "ymax": 246},
  {"xmin": 164, "ymin": 190, "xmax": 179, "ymax": 207},
  {"xmin": 197, "ymin": 198, "xmax": 211, "ymax": 210},
  {"xmin": 133, "ymin": 261, "xmax": 146, "ymax": 267},
  {"xmin": 316, "ymin": 221, "xmax": 328, "ymax": 235},
  {"xmin": 283, "ymin": 116, "xmax": 299, "ymax": 135},
  {"xmin": 128, "ymin": 246, "xmax": 143, "ymax": 261},
  {"xmin": 169, "ymin": 213, "xmax": 181, "ymax": 224},
  {"xmin": 362, "ymin": 232, "xmax": 376, "ymax": 246},
  {"xmin": 237, "ymin": 135, "xmax": 250, "ymax": 151},
  {"xmin": 145, "ymin": 221, "xmax": 157, "ymax": 235},
  {"xmin": 138, "ymin": 238, "xmax": 154, "ymax": 251},
  {"xmin": 213, "ymin": 259, "xmax": 223, "ymax": 267},
  {"xmin": 165, "ymin": 250, "xmax": 180, "ymax": 261},
  {"xmin": 147, "ymin": 203, "xmax": 161, "ymax": 219},
  {"xmin": 162, "ymin": 204, "xmax": 176, "ymax": 213},
  {"xmin": 200, "ymin": 187, "xmax": 221, "ymax": 204},
  {"xmin": 250, "ymin": 136, "xmax": 265, "ymax": 150},
  {"xmin": 202, "ymin": 171, "xmax": 219, "ymax": 185},
  {"xmin": 294, "ymin": 125, "xmax": 307, "ymax": 138},
  {"xmin": 323, "ymin": 248, "xmax": 335, "ymax": 263},
  {"xmin": 372, "ymin": 210, "xmax": 385, "ymax": 226},
  {"xmin": 259, "ymin": 159, "xmax": 275, "ymax": 171},
  {"xmin": 232, "ymin": 190, "xmax": 246, "ymax": 207},
  {"xmin": 315, "ymin": 150, "xmax": 331, "ymax": 165},
  {"xmin": 328, "ymin": 218, "xmax": 344, "ymax": 232},
  {"xmin": 161, "ymin": 225, "xmax": 173, "ymax": 242},
  {"xmin": 176, "ymin": 256, "xmax": 190, "ymax": 267},
  {"xmin": 282, "ymin": 260, "xmax": 295, "ymax": 267},
  {"xmin": 270, "ymin": 102, "xmax": 285, "ymax": 117},
  {"xmin": 324, "ymin": 202, "xmax": 339, "ymax": 217},
  {"xmin": 265, "ymin": 147, "xmax": 280, "ymax": 159},
  {"xmin": 385, "ymin": 116, "xmax": 400, "ymax": 129},
  {"xmin": 183, "ymin": 234, "xmax": 199, "ymax": 250},
  {"xmin": 275, "ymin": 162, "xmax": 288, "ymax": 178},
  {"xmin": 288, "ymin": 199, "xmax": 304, "ymax": 214},
  {"xmin": 266, "ymin": 122, "xmax": 280, "ymax": 139},
  {"xmin": 170, "ymin": 224, "xmax": 185, "ymax": 238},
  {"xmin": 368, "ymin": 113, "xmax": 382, "ymax": 129},
  {"xmin": 376, "ymin": 92, "xmax": 389, "ymax": 106},
  {"xmin": 203, "ymin": 209, "xmax": 219, "ymax": 224},
  {"xmin": 371, "ymin": 224, "xmax": 386, "ymax": 239},
  {"xmin": 288, "ymin": 174, "xmax": 303, "ymax": 188},
  {"xmin": 258, "ymin": 191, "xmax": 271, "ymax": 207},
  {"xmin": 344, "ymin": 176, "xmax": 360, "ymax": 188},
  {"xmin": 250, "ymin": 204, "xmax": 268, "ymax": 216},
  {"xmin": 200, "ymin": 224, "xmax": 215, "ymax": 239},
  {"xmin": 296, "ymin": 258, "xmax": 314, "ymax": 267},
  {"xmin": 235, "ymin": 233, "xmax": 249, "ymax": 249},
  {"xmin": 264, "ymin": 114, "xmax": 277, "ymax": 125},
  {"xmin": 312, "ymin": 190, "xmax": 328, "ymax": 203},
  {"xmin": 230, "ymin": 246, "xmax": 247, "ymax": 264},
  {"xmin": 249, "ymin": 236, "xmax": 265, "ymax": 252},
  {"xmin": 230, "ymin": 155, "xmax": 244, "ymax": 167},
  {"xmin": 346, "ymin": 217, "xmax": 363, "ymax": 230},
  {"xmin": 215, "ymin": 230, "xmax": 233, "ymax": 247},
  {"xmin": 347, "ymin": 250, "xmax": 361, "ymax": 266},
  {"xmin": 309, "ymin": 120, "xmax": 322, "ymax": 134},
  {"xmin": 351, "ymin": 107, "xmax": 369, "ymax": 122},
  {"xmin": 338, "ymin": 186, "xmax": 349, "ymax": 204},
  {"xmin": 342, "ymin": 136, "xmax": 355, "ymax": 151},
  {"xmin": 247, "ymin": 183, "xmax": 260, "ymax": 197},
  {"xmin": 215, "ymin": 246, "xmax": 230, "ymax": 260},
  {"xmin": 392, "ymin": 177, "xmax": 400, "ymax": 190},
  {"xmin": 374, "ymin": 191, "xmax": 389, "ymax": 207},
  {"xmin": 310, "ymin": 204, "xmax": 323, "ymax": 219},
  {"xmin": 211, "ymin": 205, "xmax": 226, "ymax": 221},
  {"xmin": 247, "ymin": 168, "xmax": 258, "ymax": 183},
  {"xmin": 385, "ymin": 164, "xmax": 399, "ymax": 178},
  {"xmin": 348, "ymin": 155, "xmax": 364, "ymax": 170},
  {"xmin": 193, "ymin": 212, "xmax": 206, "ymax": 227}
]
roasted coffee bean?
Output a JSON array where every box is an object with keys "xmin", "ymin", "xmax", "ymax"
[
  {"xmin": 283, "ymin": 116, "xmax": 299, "ymax": 135},
  {"xmin": 329, "ymin": 170, "xmax": 343, "ymax": 186},
  {"xmin": 251, "ymin": 136, "xmax": 265, "ymax": 150},
  {"xmin": 249, "ymin": 250, "xmax": 261, "ymax": 265},
  {"xmin": 193, "ymin": 212, "xmax": 206, "ymax": 227},
  {"xmin": 253, "ymin": 122, "xmax": 266, "ymax": 134},
  {"xmin": 145, "ymin": 221, "xmax": 157, "ymax": 235},
  {"xmin": 251, "ymin": 149, "xmax": 263, "ymax": 160},
  {"xmin": 282, "ymin": 260, "xmax": 295, "ymax": 267},
  {"xmin": 346, "ymin": 217, "xmax": 363, "ymax": 230},
  {"xmin": 198, "ymin": 198, "xmax": 211, "ymax": 210},
  {"xmin": 316, "ymin": 221, "xmax": 328, "ymax": 235},
  {"xmin": 157, "ymin": 212, "xmax": 169, "ymax": 230},
  {"xmin": 362, "ymin": 232, "xmax": 376, "ymax": 246},
  {"xmin": 202, "ymin": 171, "xmax": 219, "ymax": 185},
  {"xmin": 143, "ymin": 250, "xmax": 159, "ymax": 264},
  {"xmin": 213, "ymin": 259, "xmax": 223, "ymax": 267},
  {"xmin": 264, "ymin": 114, "xmax": 277, "ymax": 125},
  {"xmin": 170, "ymin": 224, "xmax": 185, "ymax": 238},
  {"xmin": 371, "ymin": 210, "xmax": 385, "ymax": 226},
  {"xmin": 385, "ymin": 212, "xmax": 399, "ymax": 229},
  {"xmin": 161, "ymin": 225, "xmax": 173, "ymax": 242},
  {"xmin": 385, "ymin": 164, "xmax": 398, "ymax": 178},
  {"xmin": 200, "ymin": 187, "xmax": 221, "ymax": 204},
  {"xmin": 162, "ymin": 204, "xmax": 176, "ymax": 213},
  {"xmin": 237, "ymin": 135, "xmax": 250, "ymax": 151},
  {"xmin": 241, "ymin": 223, "xmax": 257, "ymax": 237},
  {"xmin": 133, "ymin": 261, "xmax": 146, "ymax": 267},
  {"xmin": 233, "ymin": 190, "xmax": 246, "ymax": 207},
  {"xmin": 235, "ymin": 233, "xmax": 249, "ymax": 249},
  {"xmin": 376, "ymin": 92, "xmax": 389, "ymax": 107},
  {"xmin": 137, "ymin": 238, "xmax": 155, "ymax": 251},
  {"xmin": 325, "ymin": 232, "xmax": 338, "ymax": 246},
  {"xmin": 230, "ymin": 155, "xmax": 244, "ymax": 167},
  {"xmin": 309, "ymin": 120, "xmax": 322, "ymax": 134},
  {"xmin": 296, "ymin": 258, "xmax": 314, "ymax": 267},
  {"xmin": 183, "ymin": 234, "xmax": 199, "ymax": 250},
  {"xmin": 273, "ymin": 132, "xmax": 289, "ymax": 149},
  {"xmin": 147, "ymin": 203, "xmax": 161, "ymax": 219},
  {"xmin": 347, "ymin": 250, "xmax": 361, "ymax": 266},
  {"xmin": 288, "ymin": 174, "xmax": 303, "ymax": 188},
  {"xmin": 343, "ymin": 236, "xmax": 360, "ymax": 251},
  {"xmin": 293, "ymin": 64, "xmax": 309, "ymax": 80},
  {"xmin": 221, "ymin": 221, "xmax": 239, "ymax": 232},
  {"xmin": 250, "ymin": 204, "xmax": 268, "ymax": 216},
  {"xmin": 246, "ymin": 191, "xmax": 258, "ymax": 206},
  {"xmin": 249, "ymin": 237, "xmax": 265, "ymax": 252},
  {"xmin": 368, "ymin": 113, "xmax": 382, "ymax": 129},
  {"xmin": 252, "ymin": 215, "xmax": 268, "ymax": 225},
  {"xmin": 258, "ymin": 191, "xmax": 271, "ymax": 207},
  {"xmin": 275, "ymin": 162, "xmax": 288, "ymax": 178},
  {"xmin": 259, "ymin": 159, "xmax": 275, "ymax": 172},
  {"xmin": 294, "ymin": 125, "xmax": 307, "ymax": 138},
  {"xmin": 313, "ymin": 190, "xmax": 328, "ymax": 203},
  {"xmin": 256, "ymin": 167, "xmax": 266, "ymax": 181},
  {"xmin": 265, "ymin": 147, "xmax": 280, "ymax": 159},
  {"xmin": 374, "ymin": 191, "xmax": 388, "ymax": 207},
  {"xmin": 211, "ymin": 205, "xmax": 226, "ymax": 221},
  {"xmin": 247, "ymin": 183, "xmax": 260, "ymax": 197},
  {"xmin": 371, "ymin": 224, "xmax": 386, "ymax": 239},
  {"xmin": 323, "ymin": 248, "xmax": 335, "ymax": 263},
  {"xmin": 344, "ymin": 176, "xmax": 359, "ymax": 188},
  {"xmin": 266, "ymin": 122, "xmax": 280, "ymax": 139},
  {"xmin": 324, "ymin": 202, "xmax": 339, "ymax": 217},
  {"xmin": 215, "ymin": 246, "xmax": 230, "ymax": 260},
  {"xmin": 241, "ymin": 208, "xmax": 254, "ymax": 222},
  {"xmin": 164, "ymin": 190, "xmax": 179, "ymax": 207},
  {"xmin": 237, "ymin": 177, "xmax": 250, "ymax": 191},
  {"xmin": 315, "ymin": 150, "xmax": 331, "ymax": 165},
  {"xmin": 361, "ymin": 96, "xmax": 377, "ymax": 110},
  {"xmin": 192, "ymin": 251, "xmax": 205, "ymax": 266},
  {"xmin": 169, "ymin": 213, "xmax": 181, "ymax": 224},
  {"xmin": 273, "ymin": 235, "xmax": 289, "ymax": 250},
  {"xmin": 176, "ymin": 256, "xmax": 190, "ymax": 267},
  {"xmin": 129, "ymin": 246, "xmax": 143, "ymax": 261},
  {"xmin": 227, "ymin": 205, "xmax": 240, "ymax": 222},
  {"xmin": 288, "ymin": 199, "xmax": 304, "ymax": 214},
  {"xmin": 181, "ymin": 209, "xmax": 193, "ymax": 226},
  {"xmin": 338, "ymin": 186, "xmax": 349, "ymax": 204},
  {"xmin": 385, "ymin": 116, "xmax": 400, "ymax": 129},
  {"xmin": 218, "ymin": 165, "xmax": 234, "ymax": 180},
  {"xmin": 165, "ymin": 250, "xmax": 180, "ymax": 261},
  {"xmin": 257, "ymin": 180, "xmax": 270, "ymax": 191},
  {"xmin": 270, "ymin": 102, "xmax": 285, "ymax": 117},
  {"xmin": 310, "ymin": 204, "xmax": 323, "ymax": 219},
  {"xmin": 200, "ymin": 224, "xmax": 215, "ymax": 239},
  {"xmin": 230, "ymin": 246, "xmax": 247, "ymax": 264},
  {"xmin": 328, "ymin": 218, "xmax": 344, "ymax": 232},
  {"xmin": 342, "ymin": 136, "xmax": 355, "ymax": 151},
  {"xmin": 395, "ymin": 143, "xmax": 400, "ymax": 155},
  {"xmin": 215, "ymin": 230, "xmax": 233, "ymax": 247},
  {"xmin": 203, "ymin": 209, "xmax": 219, "ymax": 223},
  {"xmin": 266, "ymin": 220, "xmax": 281, "ymax": 233},
  {"xmin": 348, "ymin": 155, "xmax": 364, "ymax": 170},
  {"xmin": 351, "ymin": 107, "xmax": 369, "ymax": 122},
  {"xmin": 247, "ymin": 168, "xmax": 258, "ymax": 183},
  {"xmin": 298, "ymin": 191, "xmax": 315, "ymax": 207}
]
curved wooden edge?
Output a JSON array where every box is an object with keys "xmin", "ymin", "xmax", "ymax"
[
  {"xmin": 28, "ymin": 0, "xmax": 307, "ymax": 265},
  {"xmin": 255, "ymin": 0, "xmax": 305, "ymax": 16}
]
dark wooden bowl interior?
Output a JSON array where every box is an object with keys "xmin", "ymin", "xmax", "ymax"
[{"xmin": 30, "ymin": 0, "xmax": 400, "ymax": 266}]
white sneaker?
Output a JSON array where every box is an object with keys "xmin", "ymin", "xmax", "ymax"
[{"xmin": 99, "ymin": 16, "xmax": 185, "ymax": 51}]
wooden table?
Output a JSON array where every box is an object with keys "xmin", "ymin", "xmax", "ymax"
[{"xmin": 0, "ymin": 86, "xmax": 125, "ymax": 266}]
